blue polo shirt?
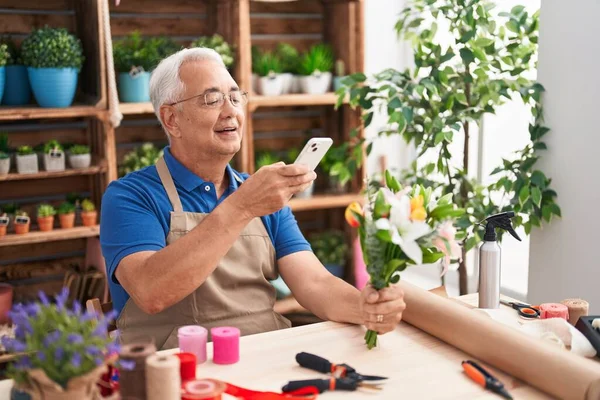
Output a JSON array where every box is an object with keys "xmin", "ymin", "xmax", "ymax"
[{"xmin": 100, "ymin": 146, "xmax": 311, "ymax": 317}]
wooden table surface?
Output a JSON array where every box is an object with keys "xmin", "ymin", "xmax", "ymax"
[{"xmin": 0, "ymin": 294, "xmax": 555, "ymax": 399}]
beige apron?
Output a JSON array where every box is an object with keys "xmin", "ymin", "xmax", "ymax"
[{"xmin": 116, "ymin": 157, "xmax": 291, "ymax": 350}]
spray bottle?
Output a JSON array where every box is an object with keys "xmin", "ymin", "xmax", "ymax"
[{"xmin": 478, "ymin": 211, "xmax": 521, "ymax": 309}]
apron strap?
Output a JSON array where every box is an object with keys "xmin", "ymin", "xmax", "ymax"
[{"xmin": 156, "ymin": 157, "xmax": 184, "ymax": 213}]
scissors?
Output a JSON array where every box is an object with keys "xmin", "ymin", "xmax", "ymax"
[{"xmin": 500, "ymin": 299, "xmax": 540, "ymax": 319}]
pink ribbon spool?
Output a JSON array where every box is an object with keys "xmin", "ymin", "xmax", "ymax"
[
  {"xmin": 539, "ymin": 303, "xmax": 569, "ymax": 320},
  {"xmin": 211, "ymin": 327, "xmax": 240, "ymax": 365},
  {"xmin": 0, "ymin": 284, "xmax": 13, "ymax": 324},
  {"xmin": 178, "ymin": 326, "xmax": 208, "ymax": 364}
]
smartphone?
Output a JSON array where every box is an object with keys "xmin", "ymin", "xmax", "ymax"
[{"xmin": 293, "ymin": 137, "xmax": 333, "ymax": 171}]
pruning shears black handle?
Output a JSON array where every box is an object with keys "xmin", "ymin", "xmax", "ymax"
[
  {"xmin": 282, "ymin": 378, "xmax": 358, "ymax": 393},
  {"xmin": 296, "ymin": 352, "xmax": 335, "ymax": 375}
]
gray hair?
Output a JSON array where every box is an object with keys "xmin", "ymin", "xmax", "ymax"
[{"xmin": 149, "ymin": 47, "xmax": 226, "ymax": 133}]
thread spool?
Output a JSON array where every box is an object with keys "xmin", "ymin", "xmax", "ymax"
[
  {"xmin": 211, "ymin": 327, "xmax": 240, "ymax": 365},
  {"xmin": 560, "ymin": 298, "xmax": 589, "ymax": 325},
  {"xmin": 118, "ymin": 338, "xmax": 157, "ymax": 400},
  {"xmin": 178, "ymin": 325, "xmax": 208, "ymax": 364},
  {"xmin": 182, "ymin": 379, "xmax": 226, "ymax": 400},
  {"xmin": 145, "ymin": 353, "xmax": 181, "ymax": 400},
  {"xmin": 539, "ymin": 303, "xmax": 569, "ymax": 320},
  {"xmin": 176, "ymin": 352, "xmax": 197, "ymax": 382}
]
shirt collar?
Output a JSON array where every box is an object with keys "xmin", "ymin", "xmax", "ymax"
[{"xmin": 163, "ymin": 146, "xmax": 243, "ymax": 193}]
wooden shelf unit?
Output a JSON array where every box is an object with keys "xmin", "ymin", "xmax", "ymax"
[
  {"xmin": 0, "ymin": 226, "xmax": 100, "ymax": 248},
  {"xmin": 249, "ymin": 93, "xmax": 344, "ymax": 111},
  {"xmin": 289, "ymin": 193, "xmax": 363, "ymax": 212},
  {"xmin": 119, "ymin": 102, "xmax": 155, "ymax": 115},
  {"xmin": 0, "ymin": 105, "xmax": 104, "ymax": 122},
  {"xmin": 0, "ymin": 165, "xmax": 107, "ymax": 182}
]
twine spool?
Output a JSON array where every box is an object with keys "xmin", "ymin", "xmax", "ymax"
[
  {"xmin": 176, "ymin": 352, "xmax": 197, "ymax": 382},
  {"xmin": 118, "ymin": 339, "xmax": 157, "ymax": 400},
  {"xmin": 559, "ymin": 298, "xmax": 589, "ymax": 325},
  {"xmin": 539, "ymin": 303, "xmax": 569, "ymax": 320},
  {"xmin": 182, "ymin": 379, "xmax": 226, "ymax": 400},
  {"xmin": 146, "ymin": 353, "xmax": 181, "ymax": 400}
]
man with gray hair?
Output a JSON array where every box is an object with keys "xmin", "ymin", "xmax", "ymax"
[{"xmin": 100, "ymin": 47, "xmax": 405, "ymax": 349}]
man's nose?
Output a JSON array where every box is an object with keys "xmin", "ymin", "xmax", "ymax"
[{"xmin": 220, "ymin": 95, "xmax": 240, "ymax": 118}]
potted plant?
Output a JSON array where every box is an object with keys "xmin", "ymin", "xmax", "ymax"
[
  {"xmin": 308, "ymin": 230, "xmax": 349, "ymax": 278},
  {"xmin": 21, "ymin": 27, "xmax": 84, "ymax": 108},
  {"xmin": 191, "ymin": 34, "xmax": 234, "ymax": 70},
  {"xmin": 0, "ymin": 43, "xmax": 9, "ymax": 103},
  {"xmin": 0, "ymin": 211, "xmax": 9, "ymax": 237},
  {"xmin": 0, "ymin": 288, "xmax": 127, "ymax": 400},
  {"xmin": 114, "ymin": 32, "xmax": 177, "ymax": 103},
  {"xmin": 333, "ymin": 59, "xmax": 347, "ymax": 91},
  {"xmin": 16, "ymin": 145, "xmax": 38, "ymax": 174},
  {"xmin": 253, "ymin": 51, "xmax": 284, "ymax": 96},
  {"xmin": 0, "ymin": 151, "xmax": 9, "ymax": 175},
  {"xmin": 320, "ymin": 143, "xmax": 358, "ymax": 194},
  {"xmin": 298, "ymin": 44, "xmax": 334, "ymax": 95},
  {"xmin": 119, "ymin": 143, "xmax": 163, "ymax": 177},
  {"xmin": 37, "ymin": 204, "xmax": 56, "ymax": 232},
  {"xmin": 68, "ymin": 144, "xmax": 91, "ymax": 169},
  {"xmin": 276, "ymin": 43, "xmax": 300, "ymax": 94},
  {"xmin": 0, "ymin": 36, "xmax": 31, "ymax": 106},
  {"xmin": 57, "ymin": 202, "xmax": 76, "ymax": 229},
  {"xmin": 80, "ymin": 199, "xmax": 97, "ymax": 227},
  {"xmin": 43, "ymin": 139, "xmax": 65, "ymax": 172},
  {"xmin": 14, "ymin": 210, "xmax": 30, "ymax": 235}
]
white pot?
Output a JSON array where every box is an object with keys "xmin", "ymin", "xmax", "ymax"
[
  {"xmin": 280, "ymin": 73, "xmax": 294, "ymax": 94},
  {"xmin": 258, "ymin": 75, "xmax": 284, "ymax": 96},
  {"xmin": 0, "ymin": 158, "xmax": 10, "ymax": 175},
  {"xmin": 69, "ymin": 153, "xmax": 91, "ymax": 169},
  {"xmin": 16, "ymin": 154, "xmax": 38, "ymax": 174},
  {"xmin": 300, "ymin": 72, "xmax": 333, "ymax": 95},
  {"xmin": 44, "ymin": 151, "xmax": 65, "ymax": 172},
  {"xmin": 252, "ymin": 73, "xmax": 259, "ymax": 94},
  {"xmin": 294, "ymin": 182, "xmax": 314, "ymax": 199},
  {"xmin": 291, "ymin": 75, "xmax": 302, "ymax": 93}
]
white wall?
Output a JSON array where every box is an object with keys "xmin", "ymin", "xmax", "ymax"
[{"xmin": 528, "ymin": 1, "xmax": 600, "ymax": 312}]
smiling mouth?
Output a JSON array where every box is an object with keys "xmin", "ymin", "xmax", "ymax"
[{"xmin": 215, "ymin": 127, "xmax": 238, "ymax": 133}]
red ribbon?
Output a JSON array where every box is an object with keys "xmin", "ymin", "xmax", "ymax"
[{"xmin": 224, "ymin": 382, "xmax": 319, "ymax": 400}]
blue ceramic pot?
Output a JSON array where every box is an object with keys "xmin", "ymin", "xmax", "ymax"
[
  {"xmin": 0, "ymin": 67, "xmax": 5, "ymax": 103},
  {"xmin": 27, "ymin": 67, "xmax": 78, "ymax": 108},
  {"xmin": 325, "ymin": 263, "xmax": 345, "ymax": 278},
  {"xmin": 118, "ymin": 71, "xmax": 151, "ymax": 103},
  {"xmin": 3, "ymin": 65, "xmax": 31, "ymax": 105}
]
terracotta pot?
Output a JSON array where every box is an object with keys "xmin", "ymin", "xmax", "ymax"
[
  {"xmin": 0, "ymin": 283, "xmax": 13, "ymax": 324},
  {"xmin": 37, "ymin": 216, "xmax": 54, "ymax": 232},
  {"xmin": 81, "ymin": 211, "xmax": 97, "ymax": 227},
  {"xmin": 15, "ymin": 222, "xmax": 30, "ymax": 235},
  {"xmin": 59, "ymin": 213, "xmax": 75, "ymax": 229},
  {"xmin": 0, "ymin": 224, "xmax": 6, "ymax": 237}
]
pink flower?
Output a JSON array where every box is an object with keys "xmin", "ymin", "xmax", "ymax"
[{"xmin": 433, "ymin": 221, "xmax": 462, "ymax": 276}]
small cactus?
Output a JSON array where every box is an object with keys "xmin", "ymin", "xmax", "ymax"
[{"xmin": 81, "ymin": 199, "xmax": 96, "ymax": 212}]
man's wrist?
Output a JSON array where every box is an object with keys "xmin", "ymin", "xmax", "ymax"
[{"xmin": 223, "ymin": 192, "xmax": 254, "ymax": 223}]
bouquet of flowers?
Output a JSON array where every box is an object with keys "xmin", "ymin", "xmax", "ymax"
[
  {"xmin": 346, "ymin": 171, "xmax": 465, "ymax": 349},
  {"xmin": 1, "ymin": 288, "xmax": 133, "ymax": 399}
]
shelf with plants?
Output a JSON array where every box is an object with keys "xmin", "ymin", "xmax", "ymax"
[{"xmin": 0, "ymin": 1, "xmax": 106, "ymax": 119}]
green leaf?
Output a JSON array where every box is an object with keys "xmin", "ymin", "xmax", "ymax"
[
  {"xmin": 385, "ymin": 170, "xmax": 401, "ymax": 192},
  {"xmin": 374, "ymin": 190, "xmax": 391, "ymax": 219},
  {"xmin": 421, "ymin": 249, "xmax": 445, "ymax": 264},
  {"xmin": 530, "ymin": 214, "xmax": 541, "ymax": 228},
  {"xmin": 445, "ymin": 95, "xmax": 455, "ymax": 110},
  {"xmin": 542, "ymin": 205, "xmax": 552, "ymax": 223},
  {"xmin": 390, "ymin": 274, "xmax": 400, "ymax": 284},
  {"xmin": 531, "ymin": 187, "xmax": 542, "ymax": 207},
  {"xmin": 350, "ymin": 128, "xmax": 359, "ymax": 139},
  {"xmin": 490, "ymin": 166, "xmax": 504, "ymax": 175},
  {"xmin": 352, "ymin": 72, "xmax": 367, "ymax": 82},
  {"xmin": 519, "ymin": 186, "xmax": 529, "ymax": 204},
  {"xmin": 459, "ymin": 30, "xmax": 476, "ymax": 43},
  {"xmin": 366, "ymin": 142, "xmax": 373, "ymax": 155},
  {"xmin": 385, "ymin": 259, "xmax": 405, "ymax": 275},
  {"xmin": 524, "ymin": 221, "xmax": 532, "ymax": 235},
  {"xmin": 530, "ymin": 170, "xmax": 546, "ymax": 189},
  {"xmin": 362, "ymin": 112, "xmax": 374, "ymax": 127},
  {"xmin": 511, "ymin": 5, "xmax": 526, "ymax": 16},
  {"xmin": 434, "ymin": 132, "xmax": 445, "ymax": 145},
  {"xmin": 455, "ymin": 92, "xmax": 468, "ymax": 105},
  {"xmin": 533, "ymin": 142, "xmax": 547, "ymax": 150},
  {"xmin": 506, "ymin": 20, "xmax": 519, "ymax": 33},
  {"xmin": 388, "ymin": 97, "xmax": 402, "ymax": 110},
  {"xmin": 465, "ymin": 236, "xmax": 479, "ymax": 252},
  {"xmin": 402, "ymin": 107, "xmax": 413, "ymax": 124},
  {"xmin": 550, "ymin": 203, "xmax": 562, "ymax": 217},
  {"xmin": 459, "ymin": 48, "xmax": 475, "ymax": 64},
  {"xmin": 474, "ymin": 38, "xmax": 494, "ymax": 47}
]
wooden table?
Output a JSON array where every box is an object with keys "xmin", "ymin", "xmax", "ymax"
[{"xmin": 0, "ymin": 295, "xmax": 555, "ymax": 399}]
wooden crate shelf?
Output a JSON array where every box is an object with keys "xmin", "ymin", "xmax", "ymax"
[
  {"xmin": 119, "ymin": 102, "xmax": 155, "ymax": 115},
  {"xmin": 289, "ymin": 193, "xmax": 363, "ymax": 212},
  {"xmin": 249, "ymin": 93, "xmax": 345, "ymax": 111},
  {"xmin": 0, "ymin": 226, "xmax": 100, "ymax": 248},
  {"xmin": 0, "ymin": 166, "xmax": 107, "ymax": 182},
  {"xmin": 0, "ymin": 105, "xmax": 103, "ymax": 121}
]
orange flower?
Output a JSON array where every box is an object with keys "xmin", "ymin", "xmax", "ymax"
[
  {"xmin": 345, "ymin": 202, "xmax": 363, "ymax": 228},
  {"xmin": 410, "ymin": 195, "xmax": 426, "ymax": 221}
]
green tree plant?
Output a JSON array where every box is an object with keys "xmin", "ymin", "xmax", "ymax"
[
  {"xmin": 0, "ymin": 36, "xmax": 21, "ymax": 65},
  {"xmin": 276, "ymin": 43, "xmax": 300, "ymax": 74},
  {"xmin": 0, "ymin": 44, "xmax": 9, "ymax": 67},
  {"xmin": 338, "ymin": 0, "xmax": 560, "ymax": 294},
  {"xmin": 119, "ymin": 143, "xmax": 163, "ymax": 177},
  {"xmin": 21, "ymin": 26, "xmax": 84, "ymax": 70},
  {"xmin": 113, "ymin": 31, "xmax": 177, "ymax": 73},
  {"xmin": 191, "ymin": 34, "xmax": 234, "ymax": 69}
]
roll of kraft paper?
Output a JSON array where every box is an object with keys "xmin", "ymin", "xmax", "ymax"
[
  {"xmin": 182, "ymin": 379, "xmax": 226, "ymax": 400},
  {"xmin": 539, "ymin": 303, "xmax": 569, "ymax": 320},
  {"xmin": 146, "ymin": 353, "xmax": 181, "ymax": 400},
  {"xmin": 118, "ymin": 340, "xmax": 157, "ymax": 400},
  {"xmin": 211, "ymin": 327, "xmax": 240, "ymax": 365},
  {"xmin": 398, "ymin": 281, "xmax": 600, "ymax": 400},
  {"xmin": 176, "ymin": 352, "xmax": 197, "ymax": 382},
  {"xmin": 179, "ymin": 325, "xmax": 208, "ymax": 364},
  {"xmin": 560, "ymin": 298, "xmax": 589, "ymax": 325}
]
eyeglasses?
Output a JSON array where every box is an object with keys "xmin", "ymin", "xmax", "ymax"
[{"xmin": 167, "ymin": 91, "xmax": 249, "ymax": 108}]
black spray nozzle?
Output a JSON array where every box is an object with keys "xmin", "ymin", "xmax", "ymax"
[{"xmin": 482, "ymin": 212, "xmax": 521, "ymax": 242}]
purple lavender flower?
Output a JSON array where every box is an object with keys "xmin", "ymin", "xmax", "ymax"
[
  {"xmin": 43, "ymin": 331, "xmax": 61, "ymax": 347},
  {"xmin": 38, "ymin": 291, "xmax": 50, "ymax": 306},
  {"xmin": 72, "ymin": 301, "xmax": 82, "ymax": 316},
  {"xmin": 81, "ymin": 310, "xmax": 97, "ymax": 322},
  {"xmin": 71, "ymin": 353, "xmax": 81, "ymax": 368},
  {"xmin": 37, "ymin": 351, "xmax": 46, "ymax": 362},
  {"xmin": 7, "ymin": 310, "xmax": 28, "ymax": 327},
  {"xmin": 92, "ymin": 321, "xmax": 108, "ymax": 337},
  {"xmin": 1, "ymin": 337, "xmax": 26, "ymax": 353},
  {"xmin": 94, "ymin": 356, "xmax": 105, "ymax": 366},
  {"xmin": 14, "ymin": 326, "xmax": 26, "ymax": 340},
  {"xmin": 14, "ymin": 355, "xmax": 32, "ymax": 370},
  {"xmin": 56, "ymin": 287, "xmax": 69, "ymax": 310},
  {"xmin": 119, "ymin": 359, "xmax": 136, "ymax": 371},
  {"xmin": 86, "ymin": 345, "xmax": 101, "ymax": 355},
  {"xmin": 54, "ymin": 347, "xmax": 64, "ymax": 361},
  {"xmin": 67, "ymin": 334, "xmax": 83, "ymax": 345},
  {"xmin": 25, "ymin": 303, "xmax": 41, "ymax": 317}
]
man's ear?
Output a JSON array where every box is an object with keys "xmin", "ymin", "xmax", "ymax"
[{"xmin": 160, "ymin": 105, "xmax": 182, "ymax": 139}]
